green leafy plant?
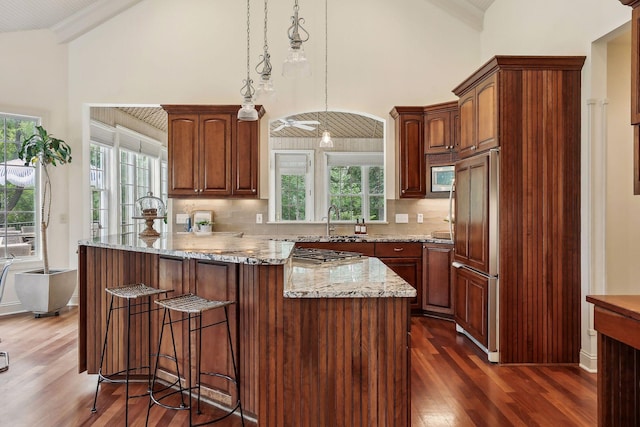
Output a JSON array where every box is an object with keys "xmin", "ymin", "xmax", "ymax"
[{"xmin": 18, "ymin": 125, "xmax": 72, "ymax": 274}]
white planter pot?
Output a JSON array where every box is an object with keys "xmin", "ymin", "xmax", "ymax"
[{"xmin": 15, "ymin": 269, "xmax": 77, "ymax": 317}]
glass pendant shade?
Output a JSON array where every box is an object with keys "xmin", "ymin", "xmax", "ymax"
[
  {"xmin": 255, "ymin": 75, "xmax": 276, "ymax": 101},
  {"xmin": 282, "ymin": 46, "xmax": 311, "ymax": 78},
  {"xmin": 319, "ymin": 130, "xmax": 333, "ymax": 148},
  {"xmin": 238, "ymin": 96, "xmax": 259, "ymax": 121}
]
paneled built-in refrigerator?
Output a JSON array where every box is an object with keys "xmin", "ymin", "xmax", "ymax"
[{"xmin": 452, "ymin": 148, "xmax": 499, "ymax": 362}]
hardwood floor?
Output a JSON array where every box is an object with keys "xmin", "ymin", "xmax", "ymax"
[{"xmin": 0, "ymin": 307, "xmax": 596, "ymax": 426}]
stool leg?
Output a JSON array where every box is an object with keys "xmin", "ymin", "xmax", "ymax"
[
  {"xmin": 147, "ymin": 307, "xmax": 168, "ymax": 426},
  {"xmin": 124, "ymin": 298, "xmax": 131, "ymax": 426},
  {"xmin": 91, "ymin": 294, "xmax": 115, "ymax": 413},
  {"xmin": 188, "ymin": 312, "xmax": 194, "ymax": 426},
  {"xmin": 196, "ymin": 312, "xmax": 203, "ymax": 417},
  {"xmin": 224, "ymin": 306, "xmax": 245, "ymax": 426}
]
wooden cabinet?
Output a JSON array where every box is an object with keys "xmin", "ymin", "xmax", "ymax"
[
  {"xmin": 162, "ymin": 105, "xmax": 263, "ymax": 198},
  {"xmin": 375, "ymin": 242, "xmax": 423, "ymax": 312},
  {"xmin": 455, "ymin": 72, "xmax": 498, "ymax": 159},
  {"xmin": 453, "ymin": 266, "xmax": 489, "ymax": 348},
  {"xmin": 422, "ymin": 243, "xmax": 454, "ymax": 316},
  {"xmin": 390, "ymin": 107, "xmax": 426, "ymax": 198},
  {"xmin": 453, "ymin": 153, "xmax": 490, "ymax": 273},
  {"xmin": 156, "ymin": 257, "xmax": 239, "ymax": 403},
  {"xmin": 453, "ymin": 56, "xmax": 585, "ymax": 364},
  {"xmin": 424, "ymin": 101, "xmax": 458, "ymax": 154}
]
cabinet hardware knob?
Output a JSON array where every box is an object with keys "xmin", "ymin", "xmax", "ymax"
[
  {"xmin": 194, "ymin": 189, "xmax": 198, "ymax": 193},
  {"xmin": 393, "ymin": 247, "xmax": 404, "ymax": 252},
  {"xmin": 252, "ymin": 189, "xmax": 256, "ymax": 193},
  {"xmin": 402, "ymin": 190, "xmax": 406, "ymax": 194}
]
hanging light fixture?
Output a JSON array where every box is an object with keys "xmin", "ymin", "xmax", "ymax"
[
  {"xmin": 255, "ymin": 0, "xmax": 275, "ymax": 100},
  {"xmin": 238, "ymin": 0, "xmax": 258, "ymax": 121},
  {"xmin": 282, "ymin": 0, "xmax": 311, "ymax": 79},
  {"xmin": 319, "ymin": 0, "xmax": 333, "ymax": 148}
]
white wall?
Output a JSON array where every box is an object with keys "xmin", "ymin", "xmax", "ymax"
[
  {"xmin": 482, "ymin": 0, "xmax": 633, "ymax": 371},
  {"xmin": 606, "ymin": 34, "xmax": 639, "ymax": 293},
  {"xmin": 0, "ymin": 30, "xmax": 69, "ymax": 313}
]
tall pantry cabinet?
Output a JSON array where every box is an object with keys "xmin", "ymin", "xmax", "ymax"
[{"xmin": 453, "ymin": 56, "xmax": 585, "ymax": 364}]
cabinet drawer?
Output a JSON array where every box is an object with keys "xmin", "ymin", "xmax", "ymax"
[{"xmin": 374, "ymin": 243, "xmax": 422, "ymax": 258}]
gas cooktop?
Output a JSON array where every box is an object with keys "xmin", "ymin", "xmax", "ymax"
[{"xmin": 292, "ymin": 247, "xmax": 363, "ymax": 264}]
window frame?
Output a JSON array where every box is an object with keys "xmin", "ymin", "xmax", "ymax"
[{"xmin": 269, "ymin": 149, "xmax": 315, "ymax": 222}]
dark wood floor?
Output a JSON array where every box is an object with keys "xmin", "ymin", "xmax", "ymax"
[{"xmin": 0, "ymin": 307, "xmax": 596, "ymax": 426}]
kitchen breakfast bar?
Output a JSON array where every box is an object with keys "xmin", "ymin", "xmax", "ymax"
[{"xmin": 77, "ymin": 233, "xmax": 415, "ymax": 426}]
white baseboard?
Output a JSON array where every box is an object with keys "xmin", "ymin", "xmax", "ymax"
[
  {"xmin": 0, "ymin": 298, "xmax": 78, "ymax": 316},
  {"xmin": 579, "ymin": 349, "xmax": 597, "ymax": 373}
]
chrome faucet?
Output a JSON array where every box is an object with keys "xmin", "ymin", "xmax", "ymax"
[{"xmin": 326, "ymin": 204, "xmax": 338, "ymax": 236}]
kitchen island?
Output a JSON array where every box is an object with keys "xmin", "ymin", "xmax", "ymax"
[{"xmin": 78, "ymin": 233, "xmax": 415, "ymax": 426}]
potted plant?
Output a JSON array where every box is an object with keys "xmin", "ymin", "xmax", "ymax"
[
  {"xmin": 14, "ymin": 125, "xmax": 75, "ymax": 317},
  {"xmin": 196, "ymin": 220, "xmax": 212, "ymax": 233}
]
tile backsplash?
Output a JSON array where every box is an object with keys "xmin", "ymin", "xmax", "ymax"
[{"xmin": 171, "ymin": 198, "xmax": 451, "ymax": 237}]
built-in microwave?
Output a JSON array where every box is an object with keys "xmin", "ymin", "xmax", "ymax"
[{"xmin": 430, "ymin": 165, "xmax": 455, "ymax": 193}]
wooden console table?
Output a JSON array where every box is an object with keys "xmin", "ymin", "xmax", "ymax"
[{"xmin": 586, "ymin": 295, "xmax": 640, "ymax": 425}]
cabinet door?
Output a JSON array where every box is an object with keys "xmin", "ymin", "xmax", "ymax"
[
  {"xmin": 157, "ymin": 257, "xmax": 188, "ymax": 378},
  {"xmin": 424, "ymin": 111, "xmax": 452, "ymax": 154},
  {"xmin": 422, "ymin": 244, "xmax": 454, "ymax": 315},
  {"xmin": 233, "ymin": 118, "xmax": 259, "ymax": 197},
  {"xmin": 200, "ymin": 114, "xmax": 232, "ymax": 196},
  {"xmin": 633, "ymin": 6, "xmax": 640, "ymax": 125},
  {"xmin": 458, "ymin": 92, "xmax": 476, "ymax": 158},
  {"xmin": 167, "ymin": 114, "xmax": 199, "ymax": 196},
  {"xmin": 475, "ymin": 73, "xmax": 498, "ymax": 152},
  {"xmin": 191, "ymin": 260, "xmax": 239, "ymax": 402},
  {"xmin": 453, "ymin": 266, "xmax": 488, "ymax": 347},
  {"xmin": 397, "ymin": 114, "xmax": 426, "ymax": 198},
  {"xmin": 454, "ymin": 154, "xmax": 489, "ymax": 273},
  {"xmin": 380, "ymin": 257, "xmax": 422, "ymax": 312}
]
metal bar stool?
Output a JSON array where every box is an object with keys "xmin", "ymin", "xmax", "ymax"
[
  {"xmin": 91, "ymin": 283, "xmax": 172, "ymax": 426},
  {"xmin": 146, "ymin": 293, "xmax": 244, "ymax": 427}
]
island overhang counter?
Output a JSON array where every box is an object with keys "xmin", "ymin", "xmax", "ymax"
[{"xmin": 78, "ymin": 233, "xmax": 415, "ymax": 426}]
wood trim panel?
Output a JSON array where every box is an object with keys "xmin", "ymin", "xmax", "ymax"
[
  {"xmin": 633, "ymin": 7, "xmax": 640, "ymax": 124},
  {"xmin": 498, "ymin": 65, "xmax": 582, "ymax": 364}
]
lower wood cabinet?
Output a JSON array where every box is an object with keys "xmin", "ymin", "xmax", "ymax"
[
  {"xmin": 157, "ymin": 257, "xmax": 240, "ymax": 403},
  {"xmin": 375, "ymin": 242, "xmax": 423, "ymax": 312},
  {"xmin": 453, "ymin": 266, "xmax": 489, "ymax": 347},
  {"xmin": 422, "ymin": 243, "xmax": 454, "ymax": 316}
]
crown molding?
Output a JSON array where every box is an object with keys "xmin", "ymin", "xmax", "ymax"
[
  {"xmin": 51, "ymin": 0, "xmax": 142, "ymax": 44},
  {"xmin": 425, "ymin": 0, "xmax": 488, "ymax": 31}
]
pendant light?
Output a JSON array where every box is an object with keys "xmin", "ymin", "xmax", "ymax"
[
  {"xmin": 238, "ymin": 0, "xmax": 258, "ymax": 121},
  {"xmin": 282, "ymin": 0, "xmax": 311, "ymax": 79},
  {"xmin": 319, "ymin": 0, "xmax": 333, "ymax": 148},
  {"xmin": 255, "ymin": 0, "xmax": 275, "ymax": 100}
]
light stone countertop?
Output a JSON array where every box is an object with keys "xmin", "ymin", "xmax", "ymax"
[
  {"xmin": 285, "ymin": 256, "xmax": 416, "ymax": 298},
  {"xmin": 79, "ymin": 232, "xmax": 429, "ymax": 299}
]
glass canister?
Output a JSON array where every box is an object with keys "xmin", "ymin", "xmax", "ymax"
[{"xmin": 136, "ymin": 192, "xmax": 166, "ymax": 218}]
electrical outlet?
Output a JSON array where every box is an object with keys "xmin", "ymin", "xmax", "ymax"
[
  {"xmin": 176, "ymin": 213, "xmax": 189, "ymax": 224},
  {"xmin": 417, "ymin": 213, "xmax": 424, "ymax": 223},
  {"xmin": 256, "ymin": 213, "xmax": 263, "ymax": 224},
  {"xmin": 395, "ymin": 213, "xmax": 409, "ymax": 223}
]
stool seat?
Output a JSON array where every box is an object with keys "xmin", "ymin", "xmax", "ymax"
[
  {"xmin": 155, "ymin": 293, "xmax": 233, "ymax": 313},
  {"xmin": 106, "ymin": 283, "xmax": 169, "ymax": 299}
]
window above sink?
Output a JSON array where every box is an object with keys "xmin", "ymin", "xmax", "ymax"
[{"xmin": 268, "ymin": 110, "xmax": 386, "ymax": 224}]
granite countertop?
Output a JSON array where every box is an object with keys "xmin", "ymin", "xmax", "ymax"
[
  {"xmin": 285, "ymin": 256, "xmax": 417, "ymax": 298},
  {"xmin": 274, "ymin": 234, "xmax": 453, "ymax": 244},
  {"xmin": 79, "ymin": 232, "xmax": 441, "ymax": 299},
  {"xmin": 78, "ymin": 233, "xmax": 295, "ymax": 265}
]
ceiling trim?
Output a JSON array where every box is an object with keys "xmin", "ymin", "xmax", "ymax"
[
  {"xmin": 51, "ymin": 0, "xmax": 143, "ymax": 44},
  {"xmin": 425, "ymin": 0, "xmax": 487, "ymax": 32}
]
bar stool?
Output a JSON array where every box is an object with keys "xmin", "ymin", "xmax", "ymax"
[
  {"xmin": 146, "ymin": 293, "xmax": 244, "ymax": 427},
  {"xmin": 91, "ymin": 283, "xmax": 172, "ymax": 426}
]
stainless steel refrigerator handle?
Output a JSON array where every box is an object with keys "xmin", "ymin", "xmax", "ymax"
[{"xmin": 448, "ymin": 178, "xmax": 455, "ymax": 240}]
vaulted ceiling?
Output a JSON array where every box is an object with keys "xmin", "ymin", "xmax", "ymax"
[{"xmin": 0, "ymin": 0, "xmax": 494, "ymax": 42}]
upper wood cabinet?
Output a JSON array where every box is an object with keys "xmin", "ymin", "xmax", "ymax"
[
  {"xmin": 390, "ymin": 107, "xmax": 426, "ymax": 198},
  {"xmin": 162, "ymin": 105, "xmax": 264, "ymax": 198},
  {"xmin": 424, "ymin": 101, "xmax": 458, "ymax": 154},
  {"xmin": 455, "ymin": 73, "xmax": 497, "ymax": 159}
]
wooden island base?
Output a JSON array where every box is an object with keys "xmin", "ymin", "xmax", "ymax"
[{"xmin": 78, "ymin": 244, "xmax": 411, "ymax": 426}]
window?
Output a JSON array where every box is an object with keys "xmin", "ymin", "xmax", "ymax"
[
  {"xmin": 90, "ymin": 144, "xmax": 110, "ymax": 238},
  {"xmin": 271, "ymin": 150, "xmax": 314, "ymax": 221},
  {"xmin": 0, "ymin": 113, "xmax": 38, "ymax": 259},
  {"xmin": 89, "ymin": 120, "xmax": 167, "ymax": 237},
  {"xmin": 326, "ymin": 152, "xmax": 385, "ymax": 222}
]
